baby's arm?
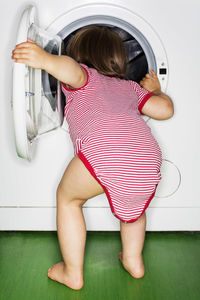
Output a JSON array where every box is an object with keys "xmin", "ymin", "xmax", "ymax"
[
  {"xmin": 11, "ymin": 39, "xmax": 87, "ymax": 89},
  {"xmin": 140, "ymin": 70, "xmax": 174, "ymax": 120}
]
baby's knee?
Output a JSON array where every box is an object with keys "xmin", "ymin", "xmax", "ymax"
[
  {"xmin": 56, "ymin": 183, "xmax": 72, "ymax": 204},
  {"xmin": 56, "ymin": 183, "xmax": 84, "ymax": 207}
]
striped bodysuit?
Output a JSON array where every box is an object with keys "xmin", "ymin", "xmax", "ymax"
[{"xmin": 61, "ymin": 64, "xmax": 162, "ymax": 223}]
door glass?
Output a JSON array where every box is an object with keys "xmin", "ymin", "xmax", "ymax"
[{"xmin": 25, "ymin": 23, "xmax": 63, "ymax": 141}]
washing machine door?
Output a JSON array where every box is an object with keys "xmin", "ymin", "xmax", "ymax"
[{"xmin": 12, "ymin": 5, "xmax": 63, "ymax": 161}]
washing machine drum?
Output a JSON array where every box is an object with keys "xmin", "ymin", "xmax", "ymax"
[
  {"xmin": 115, "ymin": 27, "xmax": 149, "ymax": 82},
  {"xmin": 49, "ymin": 25, "xmax": 149, "ymax": 129},
  {"xmin": 62, "ymin": 25, "xmax": 148, "ymax": 83}
]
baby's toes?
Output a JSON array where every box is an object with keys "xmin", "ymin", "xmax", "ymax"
[{"xmin": 47, "ymin": 267, "xmax": 53, "ymax": 277}]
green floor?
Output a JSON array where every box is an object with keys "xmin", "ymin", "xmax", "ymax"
[{"xmin": 0, "ymin": 231, "xmax": 199, "ymax": 300}]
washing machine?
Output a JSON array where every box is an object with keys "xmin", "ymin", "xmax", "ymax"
[{"xmin": 0, "ymin": 0, "xmax": 199, "ymax": 231}]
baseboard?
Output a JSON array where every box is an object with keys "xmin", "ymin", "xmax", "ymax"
[{"xmin": 0, "ymin": 207, "xmax": 199, "ymax": 231}]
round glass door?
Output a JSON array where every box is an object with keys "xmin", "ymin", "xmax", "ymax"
[
  {"xmin": 12, "ymin": 5, "xmax": 63, "ymax": 161},
  {"xmin": 27, "ymin": 23, "xmax": 63, "ymax": 138}
]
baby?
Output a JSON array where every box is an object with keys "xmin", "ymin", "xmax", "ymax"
[{"xmin": 12, "ymin": 25, "xmax": 173, "ymax": 290}]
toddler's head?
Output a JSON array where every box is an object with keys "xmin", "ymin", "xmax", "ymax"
[{"xmin": 66, "ymin": 25, "xmax": 127, "ymax": 79}]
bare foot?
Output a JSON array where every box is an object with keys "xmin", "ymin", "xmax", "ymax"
[
  {"xmin": 47, "ymin": 261, "xmax": 83, "ymax": 290},
  {"xmin": 118, "ymin": 252, "xmax": 145, "ymax": 278}
]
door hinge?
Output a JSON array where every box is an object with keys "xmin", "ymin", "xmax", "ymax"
[{"xmin": 25, "ymin": 92, "xmax": 35, "ymax": 97}]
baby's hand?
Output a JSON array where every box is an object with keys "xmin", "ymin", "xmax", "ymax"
[
  {"xmin": 11, "ymin": 38, "xmax": 48, "ymax": 70},
  {"xmin": 140, "ymin": 69, "xmax": 161, "ymax": 93}
]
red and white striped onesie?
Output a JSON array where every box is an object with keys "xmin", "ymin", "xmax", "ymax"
[{"xmin": 61, "ymin": 64, "xmax": 162, "ymax": 223}]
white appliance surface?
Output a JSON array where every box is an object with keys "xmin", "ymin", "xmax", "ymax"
[{"xmin": 0, "ymin": 0, "xmax": 199, "ymax": 230}]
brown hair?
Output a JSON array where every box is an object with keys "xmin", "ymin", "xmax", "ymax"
[{"xmin": 66, "ymin": 25, "xmax": 128, "ymax": 79}]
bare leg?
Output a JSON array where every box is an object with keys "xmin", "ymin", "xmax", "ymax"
[
  {"xmin": 47, "ymin": 156, "xmax": 104, "ymax": 290},
  {"xmin": 119, "ymin": 212, "xmax": 146, "ymax": 278}
]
